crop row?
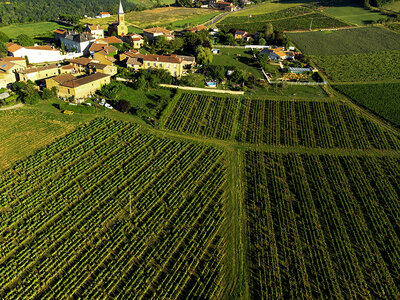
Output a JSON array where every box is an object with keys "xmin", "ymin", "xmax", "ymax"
[
  {"xmin": 164, "ymin": 93, "xmax": 400, "ymax": 150},
  {"xmin": 244, "ymin": 151, "xmax": 400, "ymax": 299},
  {"xmin": 0, "ymin": 119, "xmax": 227, "ymax": 299},
  {"xmin": 218, "ymin": 12, "xmax": 350, "ymax": 34},
  {"xmin": 164, "ymin": 93, "xmax": 239, "ymax": 140}
]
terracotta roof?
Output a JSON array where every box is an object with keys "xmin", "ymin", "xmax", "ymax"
[
  {"xmin": 187, "ymin": 25, "xmax": 208, "ymax": 32},
  {"xmin": 54, "ymin": 29, "xmax": 67, "ymax": 34},
  {"xmin": 88, "ymin": 62, "xmax": 108, "ymax": 69},
  {"xmin": 50, "ymin": 73, "xmax": 76, "ymax": 84},
  {"xmin": 25, "ymin": 45, "xmax": 58, "ymax": 51},
  {"xmin": 121, "ymin": 50, "xmax": 143, "ymax": 58},
  {"xmin": 70, "ymin": 57, "xmax": 92, "ymax": 66},
  {"xmin": 143, "ymin": 27, "xmax": 172, "ymax": 35},
  {"xmin": 100, "ymin": 36, "xmax": 123, "ymax": 44},
  {"xmin": 89, "ymin": 43, "xmax": 108, "ymax": 52},
  {"xmin": 97, "ymin": 45, "xmax": 118, "ymax": 55},
  {"xmin": 99, "ymin": 12, "xmax": 110, "ymax": 15},
  {"xmin": 126, "ymin": 33, "xmax": 143, "ymax": 38},
  {"xmin": 177, "ymin": 55, "xmax": 195, "ymax": 63},
  {"xmin": 61, "ymin": 73, "xmax": 110, "ymax": 88},
  {"xmin": 143, "ymin": 54, "xmax": 183, "ymax": 64},
  {"xmin": 0, "ymin": 56, "xmax": 25, "ymax": 61},
  {"xmin": 131, "ymin": 37, "xmax": 143, "ymax": 41},
  {"xmin": 7, "ymin": 43, "xmax": 23, "ymax": 53},
  {"xmin": 0, "ymin": 61, "xmax": 16, "ymax": 72},
  {"xmin": 126, "ymin": 57, "xmax": 143, "ymax": 66},
  {"xmin": 61, "ymin": 64, "xmax": 75, "ymax": 70},
  {"xmin": 22, "ymin": 64, "xmax": 59, "ymax": 74}
]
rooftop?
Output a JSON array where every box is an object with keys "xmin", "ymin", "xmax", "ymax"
[
  {"xmin": 143, "ymin": 54, "xmax": 183, "ymax": 64},
  {"xmin": 7, "ymin": 43, "xmax": 23, "ymax": 53},
  {"xmin": 70, "ymin": 57, "xmax": 92, "ymax": 66},
  {"xmin": 22, "ymin": 64, "xmax": 59, "ymax": 74},
  {"xmin": 50, "ymin": 73, "xmax": 76, "ymax": 84},
  {"xmin": 143, "ymin": 27, "xmax": 173, "ymax": 35},
  {"xmin": 99, "ymin": 36, "xmax": 124, "ymax": 44},
  {"xmin": 61, "ymin": 73, "xmax": 110, "ymax": 88}
]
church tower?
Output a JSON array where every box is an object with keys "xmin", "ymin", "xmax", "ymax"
[{"xmin": 117, "ymin": 1, "xmax": 128, "ymax": 36}]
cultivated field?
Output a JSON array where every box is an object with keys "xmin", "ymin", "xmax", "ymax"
[
  {"xmin": 0, "ymin": 21, "xmax": 71, "ymax": 39},
  {"xmin": 0, "ymin": 118, "xmax": 227, "ymax": 298},
  {"xmin": 217, "ymin": 6, "xmax": 350, "ymax": 33},
  {"xmin": 334, "ymin": 83, "xmax": 400, "ymax": 126},
  {"xmin": 324, "ymin": 4, "xmax": 386, "ymax": 25},
  {"xmin": 230, "ymin": 1, "xmax": 302, "ymax": 16},
  {"xmin": 287, "ymin": 27, "xmax": 400, "ymax": 56},
  {"xmin": 313, "ymin": 50, "xmax": 400, "ymax": 82},
  {"xmin": 82, "ymin": 7, "xmax": 220, "ymax": 29},
  {"xmin": 244, "ymin": 151, "xmax": 400, "ymax": 299},
  {"xmin": 163, "ymin": 93, "xmax": 400, "ymax": 150}
]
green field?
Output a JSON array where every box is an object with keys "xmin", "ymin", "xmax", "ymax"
[
  {"xmin": 313, "ymin": 50, "xmax": 400, "ymax": 82},
  {"xmin": 159, "ymin": 12, "xmax": 221, "ymax": 29},
  {"xmin": 211, "ymin": 48, "xmax": 264, "ymax": 79},
  {"xmin": 382, "ymin": 0, "xmax": 400, "ymax": 12},
  {"xmin": 334, "ymin": 83, "xmax": 400, "ymax": 126},
  {"xmin": 324, "ymin": 4, "xmax": 386, "ymax": 25},
  {"xmin": 288, "ymin": 27, "xmax": 400, "ymax": 56},
  {"xmin": 218, "ymin": 12, "xmax": 350, "ymax": 33},
  {"xmin": 1, "ymin": 78, "xmax": 400, "ymax": 297},
  {"xmin": 163, "ymin": 93, "xmax": 400, "ymax": 150},
  {"xmin": 0, "ymin": 21, "xmax": 71, "ymax": 39},
  {"xmin": 230, "ymin": 1, "xmax": 302, "ymax": 16}
]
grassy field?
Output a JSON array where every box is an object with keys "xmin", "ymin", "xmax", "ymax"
[
  {"xmin": 313, "ymin": 50, "xmax": 400, "ymax": 82},
  {"xmin": 228, "ymin": 1, "xmax": 302, "ymax": 16},
  {"xmin": 211, "ymin": 48, "xmax": 264, "ymax": 80},
  {"xmin": 324, "ymin": 4, "xmax": 386, "ymax": 25},
  {"xmin": 159, "ymin": 12, "xmax": 221, "ymax": 29},
  {"xmin": 288, "ymin": 27, "xmax": 400, "ymax": 56},
  {"xmin": 334, "ymin": 83, "xmax": 400, "ymax": 126},
  {"xmin": 82, "ymin": 7, "xmax": 220, "ymax": 29},
  {"xmin": 0, "ymin": 21, "xmax": 71, "ymax": 39},
  {"xmin": 382, "ymin": 0, "xmax": 400, "ymax": 12}
]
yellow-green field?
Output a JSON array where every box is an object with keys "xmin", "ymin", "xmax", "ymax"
[
  {"xmin": 382, "ymin": 1, "xmax": 400, "ymax": 12},
  {"xmin": 230, "ymin": 1, "xmax": 301, "ymax": 16},
  {"xmin": 82, "ymin": 7, "xmax": 220, "ymax": 29}
]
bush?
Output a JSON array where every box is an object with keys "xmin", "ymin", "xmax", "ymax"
[{"xmin": 115, "ymin": 99, "xmax": 131, "ymax": 113}]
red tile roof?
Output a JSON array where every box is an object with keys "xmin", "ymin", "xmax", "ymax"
[
  {"xmin": 7, "ymin": 43, "xmax": 23, "ymax": 53},
  {"xmin": 50, "ymin": 73, "xmax": 76, "ymax": 84},
  {"xmin": 70, "ymin": 57, "xmax": 92, "ymax": 66},
  {"xmin": 100, "ymin": 36, "xmax": 123, "ymax": 44},
  {"xmin": 25, "ymin": 45, "xmax": 58, "ymax": 51},
  {"xmin": 0, "ymin": 56, "xmax": 25, "ymax": 61},
  {"xmin": 99, "ymin": 12, "xmax": 110, "ymax": 15},
  {"xmin": 88, "ymin": 25, "xmax": 103, "ymax": 31},
  {"xmin": 143, "ymin": 54, "xmax": 183, "ymax": 64},
  {"xmin": 61, "ymin": 73, "xmax": 110, "ymax": 88},
  {"xmin": 187, "ymin": 25, "xmax": 208, "ymax": 32},
  {"xmin": 54, "ymin": 29, "xmax": 67, "ymax": 34}
]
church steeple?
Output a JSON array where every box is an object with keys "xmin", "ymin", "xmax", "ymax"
[
  {"xmin": 119, "ymin": 1, "xmax": 124, "ymax": 14},
  {"xmin": 117, "ymin": 1, "xmax": 128, "ymax": 36}
]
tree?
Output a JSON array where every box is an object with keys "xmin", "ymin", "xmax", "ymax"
[
  {"xmin": 41, "ymin": 88, "xmax": 54, "ymax": 100},
  {"xmin": 225, "ymin": 33, "xmax": 235, "ymax": 45},
  {"xmin": 0, "ymin": 42, "xmax": 7, "ymax": 58},
  {"xmin": 258, "ymin": 38, "xmax": 266, "ymax": 45},
  {"xmin": 264, "ymin": 23, "xmax": 273, "ymax": 42},
  {"xmin": 196, "ymin": 47, "xmax": 212, "ymax": 65},
  {"xmin": 16, "ymin": 34, "xmax": 35, "ymax": 47},
  {"xmin": 115, "ymin": 99, "xmax": 131, "ymax": 113},
  {"xmin": 154, "ymin": 35, "xmax": 169, "ymax": 53},
  {"xmin": 0, "ymin": 31, "xmax": 9, "ymax": 43},
  {"xmin": 170, "ymin": 37, "xmax": 184, "ymax": 52}
]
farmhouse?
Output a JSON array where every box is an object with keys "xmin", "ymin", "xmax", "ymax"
[
  {"xmin": 107, "ymin": 2, "xmax": 129, "ymax": 37},
  {"xmin": 59, "ymin": 32, "xmax": 96, "ymax": 55},
  {"xmin": 122, "ymin": 34, "xmax": 144, "ymax": 49},
  {"xmin": 142, "ymin": 54, "xmax": 186, "ymax": 77},
  {"xmin": 261, "ymin": 47, "xmax": 295, "ymax": 61},
  {"xmin": 143, "ymin": 27, "xmax": 174, "ymax": 41},
  {"xmin": 55, "ymin": 73, "xmax": 111, "ymax": 100},
  {"xmin": 70, "ymin": 57, "xmax": 93, "ymax": 74},
  {"xmin": 0, "ymin": 59, "xmax": 26, "ymax": 88},
  {"xmin": 185, "ymin": 25, "xmax": 208, "ymax": 33},
  {"xmin": 209, "ymin": 0, "xmax": 236, "ymax": 11},
  {"xmin": 83, "ymin": 24, "xmax": 104, "ymax": 40},
  {"xmin": 7, "ymin": 43, "xmax": 69, "ymax": 64},
  {"xmin": 234, "ymin": 30, "xmax": 248, "ymax": 39},
  {"xmin": 18, "ymin": 64, "xmax": 60, "ymax": 82},
  {"xmin": 88, "ymin": 62, "xmax": 117, "ymax": 76},
  {"xmin": 98, "ymin": 12, "xmax": 111, "ymax": 18},
  {"xmin": 92, "ymin": 46, "xmax": 118, "ymax": 65}
]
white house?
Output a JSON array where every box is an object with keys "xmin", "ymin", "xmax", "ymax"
[
  {"xmin": 98, "ymin": 12, "xmax": 111, "ymax": 18},
  {"xmin": 7, "ymin": 43, "xmax": 83, "ymax": 64},
  {"xmin": 60, "ymin": 32, "xmax": 96, "ymax": 55}
]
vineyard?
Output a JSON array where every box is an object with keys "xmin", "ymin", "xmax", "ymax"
[
  {"xmin": 312, "ymin": 50, "xmax": 400, "ymax": 82},
  {"xmin": 243, "ymin": 151, "xmax": 400, "ymax": 299},
  {"xmin": 217, "ymin": 12, "xmax": 350, "ymax": 33},
  {"xmin": 0, "ymin": 118, "xmax": 227, "ymax": 298},
  {"xmin": 334, "ymin": 83, "xmax": 400, "ymax": 126},
  {"xmin": 164, "ymin": 93, "xmax": 240, "ymax": 140},
  {"xmin": 163, "ymin": 93, "xmax": 400, "ymax": 150}
]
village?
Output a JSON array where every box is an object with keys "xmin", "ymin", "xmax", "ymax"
[{"xmin": 0, "ymin": 0, "xmax": 317, "ymax": 109}]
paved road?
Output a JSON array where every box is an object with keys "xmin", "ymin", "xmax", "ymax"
[
  {"xmin": 0, "ymin": 103, "xmax": 23, "ymax": 111},
  {"xmin": 203, "ymin": 6, "xmax": 253, "ymax": 27}
]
